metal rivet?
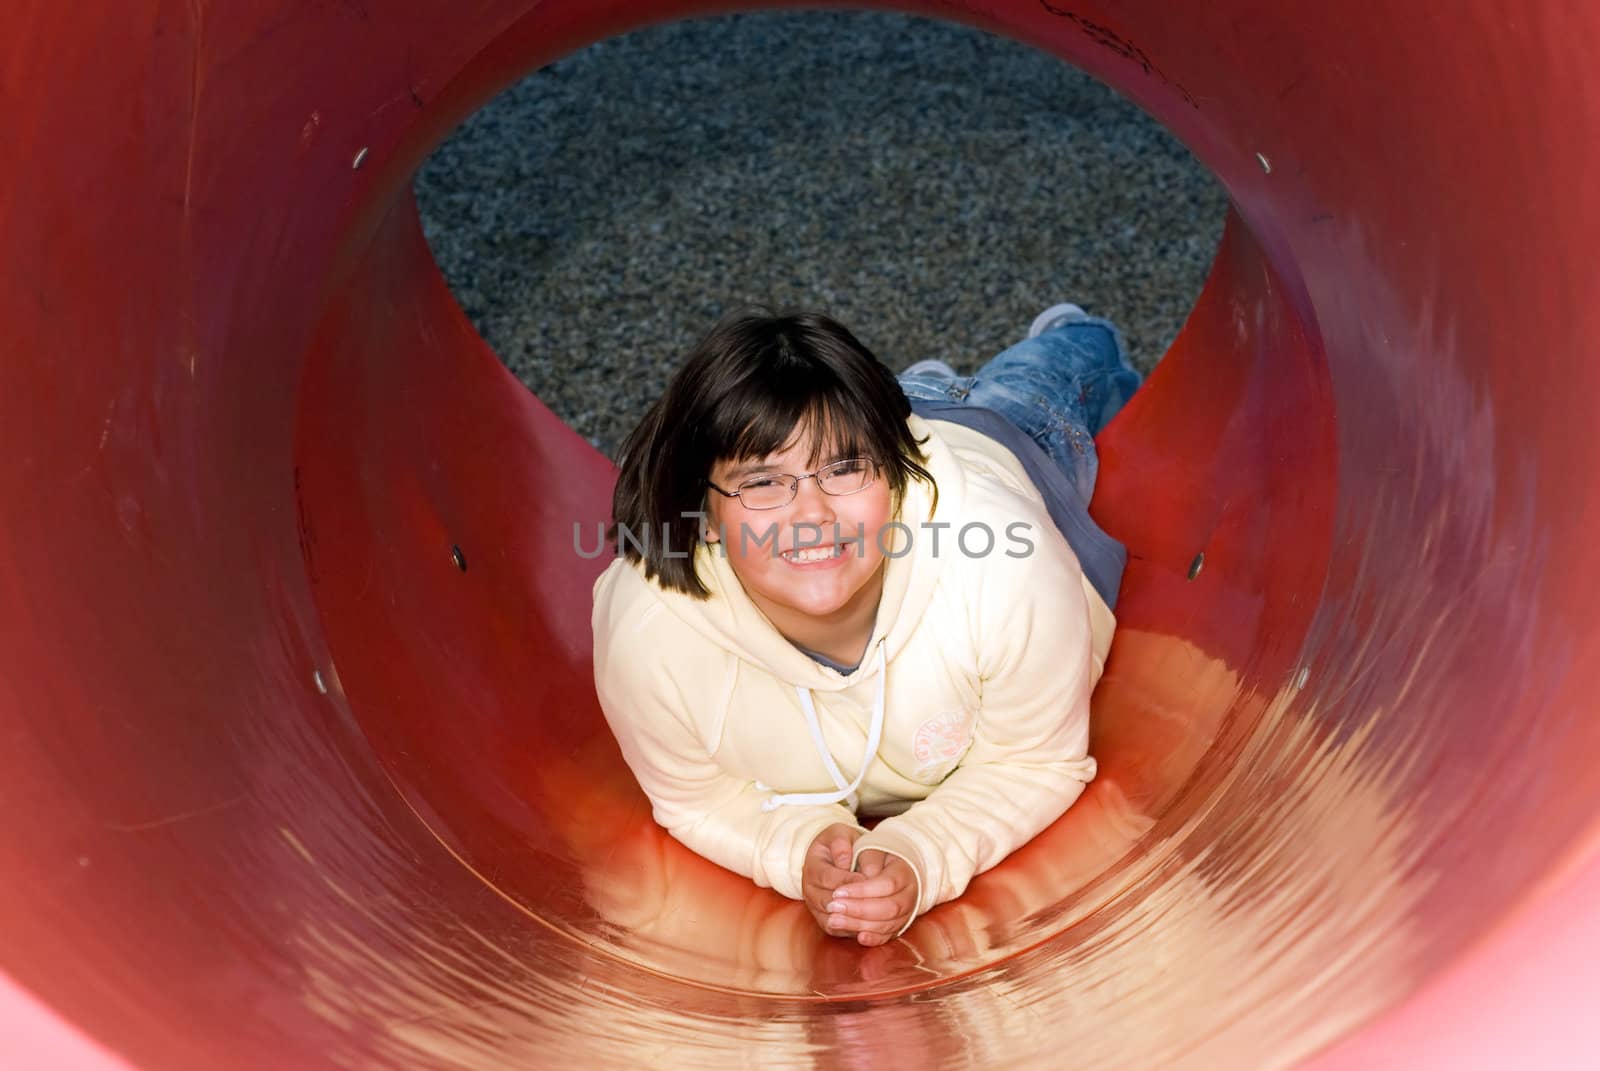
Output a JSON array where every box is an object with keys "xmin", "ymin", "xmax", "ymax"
[
  {"xmin": 352, "ymin": 146, "xmax": 369, "ymax": 170},
  {"xmin": 313, "ymin": 670, "xmax": 328, "ymax": 695},
  {"xmin": 1187, "ymin": 552, "xmax": 1204, "ymax": 580},
  {"xmin": 1294, "ymin": 666, "xmax": 1310, "ymax": 691},
  {"xmin": 1256, "ymin": 152, "xmax": 1272, "ymax": 174},
  {"xmin": 451, "ymin": 545, "xmax": 467, "ymax": 572}
]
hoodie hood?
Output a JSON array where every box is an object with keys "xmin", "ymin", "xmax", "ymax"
[{"xmin": 650, "ymin": 414, "xmax": 963, "ymax": 693}]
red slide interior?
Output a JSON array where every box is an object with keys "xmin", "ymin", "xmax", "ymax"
[{"xmin": 4, "ymin": 2, "xmax": 1599, "ymax": 1068}]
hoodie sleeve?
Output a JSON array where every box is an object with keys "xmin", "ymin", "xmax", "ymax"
[
  {"xmin": 851, "ymin": 533, "xmax": 1099, "ymax": 929},
  {"xmin": 594, "ymin": 630, "xmax": 863, "ymax": 901}
]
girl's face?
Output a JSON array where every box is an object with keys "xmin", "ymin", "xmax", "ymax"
[{"xmin": 705, "ymin": 430, "xmax": 894, "ymax": 635}]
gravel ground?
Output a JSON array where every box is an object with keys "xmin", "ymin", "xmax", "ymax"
[{"xmin": 415, "ymin": 11, "xmax": 1226, "ymax": 458}]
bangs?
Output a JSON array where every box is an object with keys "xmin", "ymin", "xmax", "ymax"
[{"xmin": 708, "ymin": 366, "xmax": 887, "ymax": 470}]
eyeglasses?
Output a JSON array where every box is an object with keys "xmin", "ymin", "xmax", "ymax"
[{"xmin": 706, "ymin": 458, "xmax": 880, "ymax": 510}]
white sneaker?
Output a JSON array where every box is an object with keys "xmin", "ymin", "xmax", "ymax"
[
  {"xmin": 902, "ymin": 358, "xmax": 957, "ymax": 378},
  {"xmin": 1027, "ymin": 302, "xmax": 1089, "ymax": 338}
]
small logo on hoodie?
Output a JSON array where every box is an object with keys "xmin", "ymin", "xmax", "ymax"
[{"xmin": 912, "ymin": 709, "xmax": 975, "ymax": 781}]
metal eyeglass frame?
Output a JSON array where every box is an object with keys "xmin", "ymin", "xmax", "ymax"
[{"xmin": 704, "ymin": 458, "xmax": 879, "ymax": 510}]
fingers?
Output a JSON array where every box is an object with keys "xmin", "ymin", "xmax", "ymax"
[
  {"xmin": 824, "ymin": 893, "xmax": 906, "ymax": 923},
  {"xmin": 803, "ymin": 851, "xmax": 867, "ymax": 932},
  {"xmin": 811, "ymin": 885, "xmax": 915, "ymax": 943},
  {"xmin": 802, "ymin": 864, "xmax": 862, "ymax": 909},
  {"xmin": 803, "ymin": 829, "xmax": 917, "ymax": 943},
  {"xmin": 822, "ymin": 901, "xmax": 913, "ymax": 941},
  {"xmin": 834, "ymin": 872, "xmax": 906, "ymax": 900},
  {"xmin": 813, "ymin": 909, "xmax": 856, "ymax": 939},
  {"xmin": 827, "ymin": 827, "xmax": 863, "ymax": 868},
  {"xmin": 823, "ymin": 861, "xmax": 918, "ymax": 943},
  {"xmin": 809, "ymin": 825, "xmax": 862, "ymax": 871},
  {"xmin": 809, "ymin": 908, "xmax": 853, "ymax": 940},
  {"xmin": 800, "ymin": 858, "xmax": 864, "ymax": 896},
  {"xmin": 823, "ymin": 909, "xmax": 888, "ymax": 935}
]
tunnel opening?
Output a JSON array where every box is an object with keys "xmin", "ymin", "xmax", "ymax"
[
  {"xmin": 410, "ymin": 11, "xmax": 1228, "ymax": 458},
  {"xmin": 296, "ymin": 0, "xmax": 1340, "ymax": 1017}
]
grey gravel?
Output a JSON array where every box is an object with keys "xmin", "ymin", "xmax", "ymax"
[{"xmin": 415, "ymin": 11, "xmax": 1226, "ymax": 458}]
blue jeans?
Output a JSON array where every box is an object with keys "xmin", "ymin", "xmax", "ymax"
[{"xmin": 897, "ymin": 315, "xmax": 1142, "ymax": 504}]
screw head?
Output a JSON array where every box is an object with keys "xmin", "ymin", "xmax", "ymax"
[
  {"xmin": 1187, "ymin": 552, "xmax": 1204, "ymax": 580},
  {"xmin": 451, "ymin": 545, "xmax": 467, "ymax": 572}
]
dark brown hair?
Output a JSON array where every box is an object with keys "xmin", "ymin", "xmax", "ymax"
[{"xmin": 612, "ymin": 308, "xmax": 936, "ymax": 597}]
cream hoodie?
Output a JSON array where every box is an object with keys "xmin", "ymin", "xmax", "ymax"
[{"xmin": 591, "ymin": 414, "xmax": 1114, "ymax": 933}]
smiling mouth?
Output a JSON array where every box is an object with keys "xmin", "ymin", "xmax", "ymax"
[{"xmin": 781, "ymin": 544, "xmax": 844, "ymax": 563}]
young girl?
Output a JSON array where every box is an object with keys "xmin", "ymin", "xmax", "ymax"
[{"xmin": 591, "ymin": 305, "xmax": 1140, "ymax": 946}]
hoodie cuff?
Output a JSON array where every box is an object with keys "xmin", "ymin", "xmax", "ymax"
[{"xmin": 850, "ymin": 832, "xmax": 927, "ymax": 938}]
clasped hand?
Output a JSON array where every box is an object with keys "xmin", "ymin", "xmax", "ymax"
[{"xmin": 802, "ymin": 824, "xmax": 918, "ymax": 947}]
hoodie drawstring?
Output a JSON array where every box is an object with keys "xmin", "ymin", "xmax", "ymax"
[{"xmin": 758, "ymin": 642, "xmax": 887, "ymax": 813}]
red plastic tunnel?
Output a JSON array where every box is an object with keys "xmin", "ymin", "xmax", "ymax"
[{"xmin": 4, "ymin": 2, "xmax": 1599, "ymax": 1068}]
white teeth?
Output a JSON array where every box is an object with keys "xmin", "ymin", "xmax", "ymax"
[{"xmin": 784, "ymin": 544, "xmax": 842, "ymax": 563}]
